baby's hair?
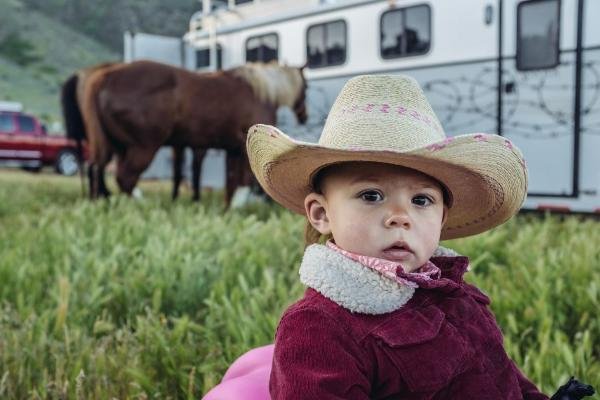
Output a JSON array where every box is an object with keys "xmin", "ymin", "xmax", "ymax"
[
  {"xmin": 303, "ymin": 162, "xmax": 452, "ymax": 247},
  {"xmin": 304, "ymin": 221, "xmax": 328, "ymax": 247}
]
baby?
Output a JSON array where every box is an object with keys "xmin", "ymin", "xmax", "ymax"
[
  {"xmin": 247, "ymin": 74, "xmax": 547, "ymax": 399},
  {"xmin": 204, "ymin": 75, "xmax": 594, "ymax": 399}
]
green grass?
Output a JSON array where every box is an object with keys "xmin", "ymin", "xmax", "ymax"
[{"xmin": 0, "ymin": 169, "xmax": 599, "ymax": 398}]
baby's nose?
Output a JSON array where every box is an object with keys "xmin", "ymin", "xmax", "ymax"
[{"xmin": 384, "ymin": 208, "xmax": 411, "ymax": 228}]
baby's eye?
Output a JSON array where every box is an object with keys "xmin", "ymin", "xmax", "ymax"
[
  {"xmin": 412, "ymin": 195, "xmax": 433, "ymax": 207},
  {"xmin": 360, "ymin": 190, "xmax": 383, "ymax": 202}
]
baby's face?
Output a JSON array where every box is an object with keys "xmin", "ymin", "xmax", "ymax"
[{"xmin": 305, "ymin": 162, "xmax": 447, "ymax": 272}]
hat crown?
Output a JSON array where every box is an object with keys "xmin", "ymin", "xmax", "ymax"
[{"xmin": 319, "ymin": 75, "xmax": 446, "ymax": 151}]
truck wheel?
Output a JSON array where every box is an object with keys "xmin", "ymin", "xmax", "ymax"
[
  {"xmin": 55, "ymin": 149, "xmax": 79, "ymax": 176},
  {"xmin": 22, "ymin": 166, "xmax": 42, "ymax": 173}
]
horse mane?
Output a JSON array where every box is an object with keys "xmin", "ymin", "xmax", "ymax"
[{"xmin": 230, "ymin": 62, "xmax": 303, "ymax": 107}]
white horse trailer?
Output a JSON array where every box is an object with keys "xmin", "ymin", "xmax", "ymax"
[
  {"xmin": 184, "ymin": 0, "xmax": 600, "ymax": 213},
  {"xmin": 135, "ymin": 0, "xmax": 600, "ymax": 213}
]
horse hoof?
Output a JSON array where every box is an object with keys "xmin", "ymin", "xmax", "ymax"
[
  {"xmin": 230, "ymin": 186, "xmax": 251, "ymax": 208},
  {"xmin": 132, "ymin": 187, "xmax": 144, "ymax": 199}
]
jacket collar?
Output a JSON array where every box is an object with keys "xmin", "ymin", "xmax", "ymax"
[{"xmin": 299, "ymin": 244, "xmax": 466, "ymax": 315}]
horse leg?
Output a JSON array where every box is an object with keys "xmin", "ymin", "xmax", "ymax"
[
  {"xmin": 225, "ymin": 150, "xmax": 242, "ymax": 207},
  {"xmin": 116, "ymin": 147, "xmax": 158, "ymax": 195},
  {"xmin": 241, "ymin": 150, "xmax": 255, "ymax": 188},
  {"xmin": 87, "ymin": 162, "xmax": 98, "ymax": 199},
  {"xmin": 172, "ymin": 146, "xmax": 185, "ymax": 200},
  {"xmin": 98, "ymin": 150, "xmax": 113, "ymax": 198},
  {"xmin": 87, "ymin": 149, "xmax": 112, "ymax": 199},
  {"xmin": 192, "ymin": 148, "xmax": 207, "ymax": 202},
  {"xmin": 98, "ymin": 168, "xmax": 111, "ymax": 197}
]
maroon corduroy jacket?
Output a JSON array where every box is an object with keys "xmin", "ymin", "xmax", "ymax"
[{"xmin": 270, "ymin": 244, "xmax": 549, "ymax": 399}]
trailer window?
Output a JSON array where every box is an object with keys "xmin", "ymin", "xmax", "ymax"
[
  {"xmin": 380, "ymin": 5, "xmax": 431, "ymax": 59},
  {"xmin": 517, "ymin": 0, "xmax": 560, "ymax": 71},
  {"xmin": 0, "ymin": 114, "xmax": 16, "ymax": 133},
  {"xmin": 246, "ymin": 33, "xmax": 279, "ymax": 62},
  {"xmin": 17, "ymin": 115, "xmax": 35, "ymax": 133},
  {"xmin": 306, "ymin": 20, "xmax": 346, "ymax": 68},
  {"xmin": 196, "ymin": 45, "xmax": 222, "ymax": 70}
]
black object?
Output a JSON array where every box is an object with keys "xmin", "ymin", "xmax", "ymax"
[{"xmin": 551, "ymin": 376, "xmax": 595, "ymax": 400}]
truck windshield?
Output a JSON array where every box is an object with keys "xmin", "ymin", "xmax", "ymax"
[{"xmin": 0, "ymin": 114, "xmax": 16, "ymax": 133}]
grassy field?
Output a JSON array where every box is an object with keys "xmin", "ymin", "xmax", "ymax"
[{"xmin": 0, "ymin": 169, "xmax": 599, "ymax": 399}]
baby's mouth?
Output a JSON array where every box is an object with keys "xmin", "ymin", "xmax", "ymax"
[{"xmin": 382, "ymin": 242, "xmax": 413, "ymax": 261}]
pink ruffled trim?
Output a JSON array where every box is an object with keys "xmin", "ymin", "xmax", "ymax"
[{"xmin": 326, "ymin": 241, "xmax": 441, "ymax": 289}]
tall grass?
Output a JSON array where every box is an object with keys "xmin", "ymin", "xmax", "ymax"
[{"xmin": 0, "ymin": 170, "xmax": 598, "ymax": 398}]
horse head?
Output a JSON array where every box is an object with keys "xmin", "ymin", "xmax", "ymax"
[
  {"xmin": 232, "ymin": 62, "xmax": 309, "ymax": 125},
  {"xmin": 291, "ymin": 65, "xmax": 308, "ymax": 125},
  {"xmin": 551, "ymin": 377, "xmax": 595, "ymax": 400}
]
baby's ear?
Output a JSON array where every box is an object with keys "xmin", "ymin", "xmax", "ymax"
[{"xmin": 304, "ymin": 192, "xmax": 331, "ymax": 235}]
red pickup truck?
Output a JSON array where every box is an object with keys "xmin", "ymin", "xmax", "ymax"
[{"xmin": 0, "ymin": 110, "xmax": 84, "ymax": 176}]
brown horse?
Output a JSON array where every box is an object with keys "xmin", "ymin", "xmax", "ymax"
[
  {"xmin": 63, "ymin": 62, "xmax": 205, "ymax": 199},
  {"xmin": 65, "ymin": 60, "xmax": 307, "ymax": 203}
]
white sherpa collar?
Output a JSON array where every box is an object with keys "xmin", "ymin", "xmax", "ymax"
[{"xmin": 299, "ymin": 244, "xmax": 460, "ymax": 315}]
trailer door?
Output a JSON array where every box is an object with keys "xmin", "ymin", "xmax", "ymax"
[
  {"xmin": 580, "ymin": 0, "xmax": 600, "ymax": 203},
  {"xmin": 123, "ymin": 32, "xmax": 187, "ymax": 67},
  {"xmin": 501, "ymin": 0, "xmax": 579, "ymax": 197}
]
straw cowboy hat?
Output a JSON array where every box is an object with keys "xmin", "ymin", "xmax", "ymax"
[{"xmin": 247, "ymin": 75, "xmax": 527, "ymax": 240}]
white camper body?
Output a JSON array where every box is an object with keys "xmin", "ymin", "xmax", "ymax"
[{"xmin": 128, "ymin": 0, "xmax": 600, "ymax": 213}]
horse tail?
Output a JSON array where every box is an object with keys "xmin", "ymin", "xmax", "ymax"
[
  {"xmin": 80, "ymin": 67, "xmax": 114, "ymax": 196},
  {"xmin": 60, "ymin": 73, "xmax": 86, "ymax": 193},
  {"xmin": 61, "ymin": 73, "xmax": 86, "ymax": 141}
]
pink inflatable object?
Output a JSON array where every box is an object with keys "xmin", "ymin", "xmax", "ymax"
[{"xmin": 202, "ymin": 344, "xmax": 274, "ymax": 400}]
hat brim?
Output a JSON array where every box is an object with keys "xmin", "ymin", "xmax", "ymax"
[{"xmin": 247, "ymin": 124, "xmax": 527, "ymax": 240}]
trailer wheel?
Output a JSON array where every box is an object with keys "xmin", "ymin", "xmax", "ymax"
[{"xmin": 55, "ymin": 149, "xmax": 79, "ymax": 176}]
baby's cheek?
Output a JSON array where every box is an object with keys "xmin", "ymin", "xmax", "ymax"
[
  {"xmin": 336, "ymin": 220, "xmax": 369, "ymax": 247},
  {"xmin": 342, "ymin": 221, "xmax": 365, "ymax": 240},
  {"xmin": 344, "ymin": 222, "xmax": 378, "ymax": 254},
  {"xmin": 422, "ymin": 220, "xmax": 443, "ymax": 248}
]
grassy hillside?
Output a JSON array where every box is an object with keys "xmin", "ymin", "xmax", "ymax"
[
  {"xmin": 0, "ymin": 0, "xmax": 119, "ymax": 127},
  {"xmin": 21, "ymin": 0, "xmax": 197, "ymax": 52}
]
